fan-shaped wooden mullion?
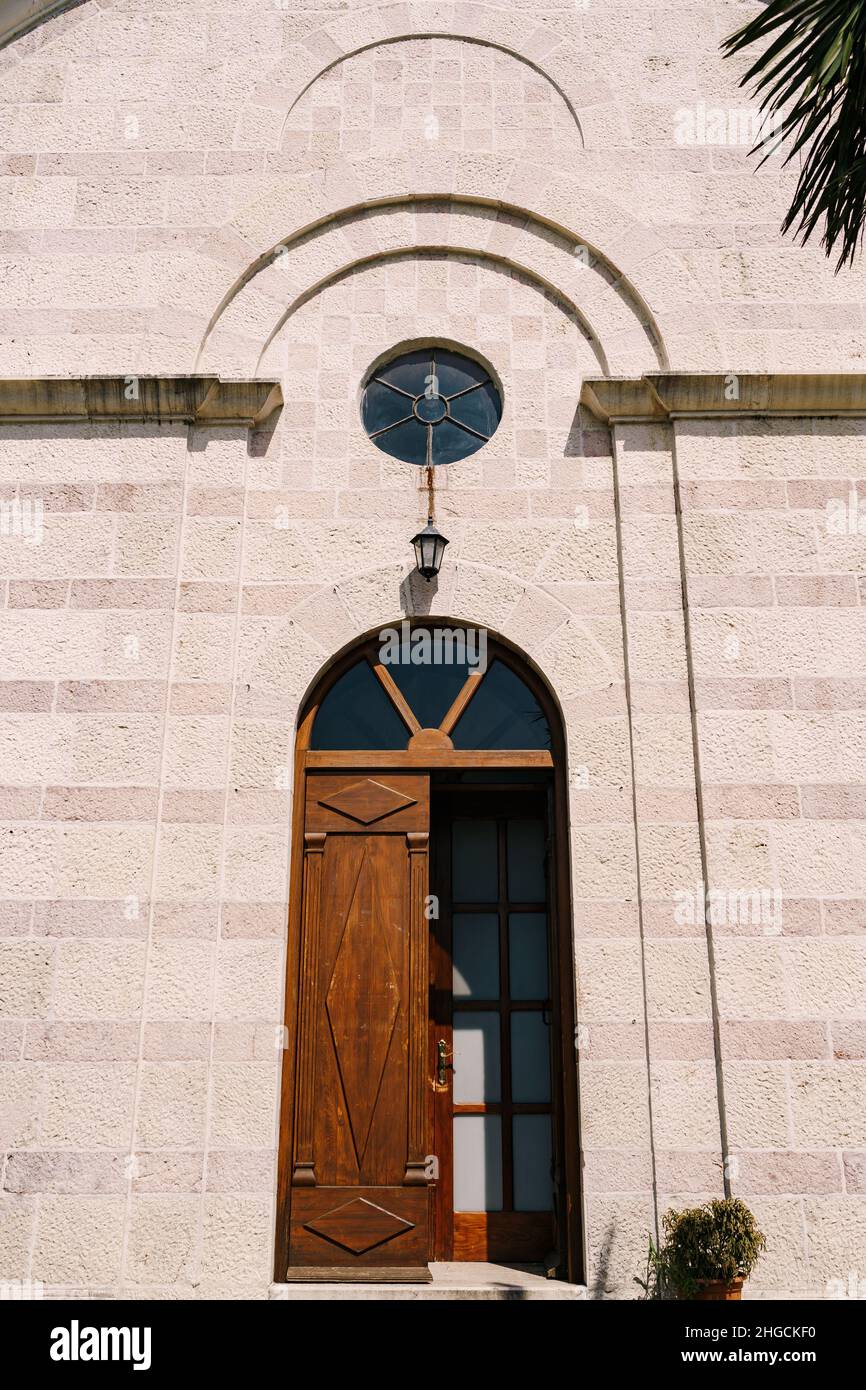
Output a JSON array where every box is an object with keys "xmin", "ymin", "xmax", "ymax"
[
  {"xmin": 370, "ymin": 659, "xmax": 421, "ymax": 736},
  {"xmin": 370, "ymin": 658, "xmax": 487, "ymax": 746},
  {"xmin": 439, "ymin": 669, "xmax": 484, "ymax": 736}
]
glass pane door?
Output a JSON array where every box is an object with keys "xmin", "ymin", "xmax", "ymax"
[{"xmin": 431, "ymin": 789, "xmax": 557, "ymax": 1262}]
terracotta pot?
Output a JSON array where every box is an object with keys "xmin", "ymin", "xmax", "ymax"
[{"xmin": 692, "ymin": 1277, "xmax": 745, "ymax": 1301}]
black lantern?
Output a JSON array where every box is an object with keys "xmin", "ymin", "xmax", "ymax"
[{"xmin": 411, "ymin": 517, "xmax": 449, "ymax": 581}]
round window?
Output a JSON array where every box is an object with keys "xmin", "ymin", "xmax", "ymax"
[{"xmin": 362, "ymin": 347, "xmax": 502, "ymax": 466}]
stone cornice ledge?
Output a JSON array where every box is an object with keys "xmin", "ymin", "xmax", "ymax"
[
  {"xmin": 581, "ymin": 373, "xmax": 866, "ymax": 424},
  {"xmin": 0, "ymin": 376, "xmax": 283, "ymax": 426}
]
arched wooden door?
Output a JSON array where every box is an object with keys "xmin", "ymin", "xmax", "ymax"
[{"xmin": 275, "ymin": 625, "xmax": 581, "ymax": 1283}]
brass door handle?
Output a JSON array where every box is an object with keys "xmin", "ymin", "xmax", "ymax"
[{"xmin": 436, "ymin": 1038, "xmax": 453, "ymax": 1087}]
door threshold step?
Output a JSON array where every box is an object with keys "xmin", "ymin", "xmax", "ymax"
[{"xmin": 271, "ymin": 1262, "xmax": 587, "ymax": 1300}]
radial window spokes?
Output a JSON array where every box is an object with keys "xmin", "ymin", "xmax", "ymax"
[
  {"xmin": 362, "ymin": 347, "xmax": 502, "ymax": 466},
  {"xmin": 383, "ymin": 654, "xmax": 475, "ymax": 730},
  {"xmin": 309, "ymin": 638, "xmax": 551, "ymax": 753}
]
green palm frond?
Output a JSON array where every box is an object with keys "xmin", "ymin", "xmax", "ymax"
[{"xmin": 723, "ymin": 0, "xmax": 866, "ymax": 269}]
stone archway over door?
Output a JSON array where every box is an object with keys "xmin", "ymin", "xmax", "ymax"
[{"xmin": 275, "ymin": 624, "xmax": 582, "ymax": 1284}]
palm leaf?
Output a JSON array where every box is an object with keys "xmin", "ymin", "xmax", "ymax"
[{"xmin": 723, "ymin": 0, "xmax": 866, "ymax": 269}]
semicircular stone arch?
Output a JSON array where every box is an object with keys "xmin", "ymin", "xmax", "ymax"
[
  {"xmin": 196, "ymin": 198, "xmax": 680, "ymax": 377},
  {"xmin": 211, "ymin": 149, "xmax": 719, "ymax": 371},
  {"xmin": 241, "ymin": 0, "xmax": 608, "ymax": 158},
  {"xmin": 250, "ymin": 246, "xmax": 617, "ymax": 377},
  {"xmin": 278, "ymin": 34, "xmax": 583, "ymax": 164},
  {"xmin": 237, "ymin": 566, "xmax": 625, "ymax": 741}
]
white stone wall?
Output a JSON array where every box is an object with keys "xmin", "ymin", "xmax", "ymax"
[
  {"xmin": 679, "ymin": 417, "xmax": 866, "ymax": 1297},
  {"xmin": 0, "ymin": 0, "xmax": 864, "ymax": 1298}
]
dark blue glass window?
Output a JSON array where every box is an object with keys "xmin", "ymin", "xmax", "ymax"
[
  {"xmin": 310, "ymin": 661, "xmax": 410, "ymax": 749},
  {"xmin": 362, "ymin": 347, "xmax": 502, "ymax": 466},
  {"xmin": 308, "ymin": 636, "xmax": 551, "ymax": 752},
  {"xmin": 385, "ymin": 654, "xmax": 474, "ymax": 730},
  {"xmin": 451, "ymin": 661, "xmax": 551, "ymax": 750}
]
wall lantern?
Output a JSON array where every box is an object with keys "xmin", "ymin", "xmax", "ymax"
[{"xmin": 411, "ymin": 517, "xmax": 449, "ymax": 581}]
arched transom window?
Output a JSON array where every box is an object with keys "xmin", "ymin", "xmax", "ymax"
[{"xmin": 307, "ymin": 628, "xmax": 551, "ymax": 753}]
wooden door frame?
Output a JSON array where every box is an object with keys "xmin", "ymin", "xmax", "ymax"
[{"xmin": 274, "ymin": 624, "xmax": 583, "ymax": 1284}]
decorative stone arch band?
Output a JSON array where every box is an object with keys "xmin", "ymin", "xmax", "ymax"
[
  {"xmin": 0, "ymin": 1, "xmax": 717, "ymax": 370},
  {"xmin": 243, "ymin": 0, "xmax": 601, "ymax": 152},
  {"xmin": 196, "ymin": 196, "xmax": 676, "ymax": 379},
  {"xmin": 270, "ymin": 31, "xmax": 584, "ymax": 153}
]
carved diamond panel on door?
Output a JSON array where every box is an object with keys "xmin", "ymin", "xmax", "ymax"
[
  {"xmin": 291, "ymin": 1186, "xmax": 428, "ymax": 1276},
  {"xmin": 318, "ymin": 777, "xmax": 417, "ymax": 825},
  {"xmin": 306, "ymin": 773, "xmax": 426, "ymax": 834},
  {"xmin": 286, "ymin": 772, "xmax": 431, "ymax": 1280},
  {"xmin": 305, "ymin": 1197, "xmax": 414, "ymax": 1255}
]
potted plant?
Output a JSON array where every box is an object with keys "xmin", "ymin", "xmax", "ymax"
[{"xmin": 636, "ymin": 1197, "xmax": 766, "ymax": 1300}]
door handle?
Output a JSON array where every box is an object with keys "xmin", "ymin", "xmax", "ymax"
[{"xmin": 436, "ymin": 1038, "xmax": 453, "ymax": 1087}]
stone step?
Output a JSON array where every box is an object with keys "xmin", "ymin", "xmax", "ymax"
[{"xmin": 270, "ymin": 1263, "xmax": 588, "ymax": 1300}]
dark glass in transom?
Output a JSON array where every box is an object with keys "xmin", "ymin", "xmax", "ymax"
[{"xmin": 309, "ymin": 643, "xmax": 551, "ymax": 752}]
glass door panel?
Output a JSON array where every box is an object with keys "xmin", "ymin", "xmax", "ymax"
[
  {"xmin": 453, "ymin": 1013, "xmax": 501, "ymax": 1103},
  {"xmin": 435, "ymin": 791, "xmax": 556, "ymax": 1262},
  {"xmin": 386, "ymin": 657, "xmax": 472, "ymax": 730},
  {"xmin": 451, "ymin": 818, "xmax": 497, "ymax": 901},
  {"xmin": 453, "ymin": 1116, "xmax": 503, "ymax": 1211},
  {"xmin": 453, "ymin": 912, "xmax": 499, "ymax": 998},
  {"xmin": 310, "ymin": 659, "xmax": 411, "ymax": 749},
  {"xmin": 512, "ymin": 1115, "xmax": 553, "ymax": 1211},
  {"xmin": 450, "ymin": 661, "xmax": 552, "ymax": 750},
  {"xmin": 508, "ymin": 912, "xmax": 549, "ymax": 999},
  {"xmin": 506, "ymin": 818, "xmax": 546, "ymax": 901},
  {"xmin": 510, "ymin": 1011, "xmax": 551, "ymax": 1103}
]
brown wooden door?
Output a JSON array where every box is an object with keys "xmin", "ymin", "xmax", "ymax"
[
  {"xmin": 430, "ymin": 789, "xmax": 559, "ymax": 1263},
  {"xmin": 285, "ymin": 771, "xmax": 431, "ymax": 1280}
]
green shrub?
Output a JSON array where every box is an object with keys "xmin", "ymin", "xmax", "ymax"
[{"xmin": 636, "ymin": 1197, "xmax": 767, "ymax": 1299}]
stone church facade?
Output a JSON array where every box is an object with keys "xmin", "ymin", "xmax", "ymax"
[{"xmin": 0, "ymin": 0, "xmax": 864, "ymax": 1299}]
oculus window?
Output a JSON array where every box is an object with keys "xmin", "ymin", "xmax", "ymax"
[{"xmin": 362, "ymin": 347, "xmax": 502, "ymax": 466}]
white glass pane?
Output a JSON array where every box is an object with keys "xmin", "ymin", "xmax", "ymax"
[
  {"xmin": 513, "ymin": 1115, "xmax": 553, "ymax": 1211},
  {"xmin": 453, "ymin": 913, "xmax": 499, "ymax": 999},
  {"xmin": 506, "ymin": 819, "xmax": 546, "ymax": 902},
  {"xmin": 510, "ymin": 1011, "xmax": 550, "ymax": 1103},
  {"xmin": 508, "ymin": 912, "xmax": 548, "ymax": 1000},
  {"xmin": 452, "ymin": 820, "xmax": 497, "ymax": 901},
  {"xmin": 453, "ymin": 1012, "xmax": 500, "ymax": 1103},
  {"xmin": 453, "ymin": 1115, "xmax": 503, "ymax": 1211}
]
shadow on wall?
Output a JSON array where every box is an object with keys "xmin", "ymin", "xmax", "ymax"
[
  {"xmin": 591, "ymin": 1219, "xmax": 617, "ymax": 1299},
  {"xmin": 2, "ymin": 418, "xmax": 282, "ymax": 457}
]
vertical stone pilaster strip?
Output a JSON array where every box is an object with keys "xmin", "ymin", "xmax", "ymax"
[
  {"xmin": 292, "ymin": 831, "xmax": 326, "ymax": 1186},
  {"xmin": 668, "ymin": 420, "xmax": 731, "ymax": 1190},
  {"xmin": 611, "ymin": 417, "xmax": 729, "ymax": 1213},
  {"xmin": 404, "ymin": 831, "xmax": 429, "ymax": 1184}
]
